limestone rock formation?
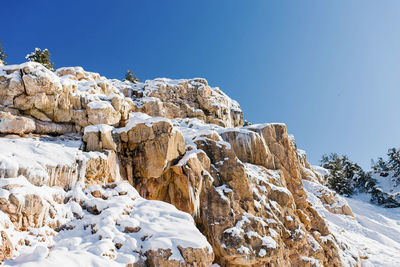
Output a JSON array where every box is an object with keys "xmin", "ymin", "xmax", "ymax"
[
  {"xmin": 101, "ymin": 116, "xmax": 359, "ymax": 266},
  {"xmin": 128, "ymin": 78, "xmax": 243, "ymax": 128},
  {"xmin": 113, "ymin": 114, "xmax": 186, "ymax": 185},
  {"xmin": 0, "ymin": 62, "xmax": 135, "ymax": 135},
  {"xmin": 0, "ymin": 62, "xmax": 361, "ymax": 266}
]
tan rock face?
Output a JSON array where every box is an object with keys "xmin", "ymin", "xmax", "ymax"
[
  {"xmin": 85, "ymin": 151, "xmax": 120, "ymax": 187},
  {"xmin": 114, "ymin": 118, "xmax": 355, "ymax": 266},
  {"xmin": 246, "ymin": 124, "xmax": 308, "ymax": 208},
  {"xmin": 83, "ymin": 124, "xmax": 117, "ymax": 152},
  {"xmin": 219, "ymin": 128, "xmax": 274, "ymax": 169},
  {"xmin": 1, "ymin": 63, "xmax": 244, "ymax": 138},
  {"xmin": 0, "ymin": 62, "xmax": 135, "ymax": 136},
  {"xmin": 0, "ymin": 184, "xmax": 67, "ymax": 231},
  {"xmin": 0, "ymin": 69, "xmax": 25, "ymax": 107},
  {"xmin": 152, "ymin": 149, "xmax": 211, "ymax": 217},
  {"xmin": 141, "ymin": 247, "xmax": 213, "ymax": 267},
  {"xmin": 115, "ymin": 117, "xmax": 186, "ymax": 185},
  {"xmin": 87, "ymin": 101, "xmax": 121, "ymax": 125},
  {"xmin": 131, "ymin": 78, "xmax": 243, "ymax": 128},
  {"xmin": 21, "ymin": 64, "xmax": 62, "ymax": 96}
]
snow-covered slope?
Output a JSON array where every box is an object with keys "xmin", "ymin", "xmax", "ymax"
[
  {"xmin": 304, "ymin": 180, "xmax": 400, "ymax": 267},
  {"xmin": 0, "ymin": 178, "xmax": 212, "ymax": 267}
]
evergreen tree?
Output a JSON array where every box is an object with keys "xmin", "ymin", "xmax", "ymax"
[
  {"xmin": 372, "ymin": 157, "xmax": 390, "ymax": 176},
  {"xmin": 0, "ymin": 40, "xmax": 7, "ymax": 65},
  {"xmin": 124, "ymin": 70, "xmax": 140, "ymax": 83},
  {"xmin": 321, "ymin": 154, "xmax": 355, "ymax": 196},
  {"xmin": 320, "ymin": 153, "xmax": 373, "ymax": 196},
  {"xmin": 25, "ymin": 48, "xmax": 55, "ymax": 70},
  {"xmin": 369, "ymin": 148, "xmax": 400, "ymax": 207},
  {"xmin": 244, "ymin": 120, "xmax": 252, "ymax": 126},
  {"xmin": 387, "ymin": 148, "xmax": 400, "ymax": 181}
]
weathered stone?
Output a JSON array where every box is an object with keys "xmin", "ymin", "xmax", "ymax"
[
  {"xmin": 0, "ymin": 70, "xmax": 25, "ymax": 107},
  {"xmin": 0, "ymin": 112, "xmax": 36, "ymax": 135},
  {"xmin": 87, "ymin": 100, "xmax": 121, "ymax": 125},
  {"xmin": 85, "ymin": 151, "xmax": 120, "ymax": 187},
  {"xmin": 34, "ymin": 121, "xmax": 75, "ymax": 135},
  {"xmin": 219, "ymin": 128, "xmax": 274, "ymax": 169},
  {"xmin": 116, "ymin": 118, "xmax": 186, "ymax": 182},
  {"xmin": 28, "ymin": 108, "xmax": 52, "ymax": 122},
  {"xmin": 137, "ymin": 150, "xmax": 210, "ymax": 217},
  {"xmin": 132, "ymin": 78, "xmax": 243, "ymax": 127},
  {"xmin": 21, "ymin": 63, "xmax": 62, "ymax": 95},
  {"xmin": 83, "ymin": 124, "xmax": 117, "ymax": 152}
]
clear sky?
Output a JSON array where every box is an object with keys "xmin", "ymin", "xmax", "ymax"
[{"xmin": 2, "ymin": 1, "xmax": 400, "ymax": 168}]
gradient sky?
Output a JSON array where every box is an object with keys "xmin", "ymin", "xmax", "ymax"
[{"xmin": 2, "ymin": 1, "xmax": 400, "ymax": 168}]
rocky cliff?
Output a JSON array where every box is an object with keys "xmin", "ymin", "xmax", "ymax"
[{"xmin": 0, "ymin": 62, "xmax": 359, "ymax": 266}]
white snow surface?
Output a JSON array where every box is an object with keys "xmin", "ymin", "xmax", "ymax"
[
  {"xmin": 113, "ymin": 112, "xmax": 170, "ymax": 134},
  {"xmin": 303, "ymin": 180, "xmax": 400, "ymax": 267},
  {"xmin": 0, "ymin": 136, "xmax": 85, "ymax": 185},
  {"xmin": 372, "ymin": 171, "xmax": 400, "ymax": 196},
  {"xmin": 2, "ymin": 181, "xmax": 211, "ymax": 267},
  {"xmin": 0, "ymin": 135, "xmax": 211, "ymax": 266},
  {"xmin": 84, "ymin": 124, "xmax": 114, "ymax": 134}
]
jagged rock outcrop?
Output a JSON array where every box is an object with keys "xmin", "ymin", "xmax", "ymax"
[
  {"xmin": 0, "ymin": 62, "xmax": 360, "ymax": 266},
  {"xmin": 102, "ymin": 116, "xmax": 358, "ymax": 266},
  {"xmin": 112, "ymin": 114, "xmax": 186, "ymax": 186},
  {"xmin": 0, "ymin": 62, "xmax": 134, "ymax": 135},
  {"xmin": 0, "ymin": 63, "xmax": 242, "ymax": 137},
  {"xmin": 128, "ymin": 78, "xmax": 243, "ymax": 128},
  {"xmin": 219, "ymin": 128, "xmax": 274, "ymax": 169}
]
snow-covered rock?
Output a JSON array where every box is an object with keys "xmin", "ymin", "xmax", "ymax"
[
  {"xmin": 3, "ymin": 61, "xmax": 394, "ymax": 266},
  {"xmin": 0, "ymin": 136, "xmax": 119, "ymax": 189},
  {"xmin": 0, "ymin": 180, "xmax": 213, "ymax": 266},
  {"xmin": 129, "ymin": 78, "xmax": 243, "ymax": 128}
]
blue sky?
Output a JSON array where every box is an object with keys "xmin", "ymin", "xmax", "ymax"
[{"xmin": 2, "ymin": 1, "xmax": 400, "ymax": 168}]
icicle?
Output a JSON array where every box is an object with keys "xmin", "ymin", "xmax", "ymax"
[{"xmin": 37, "ymin": 204, "xmax": 49, "ymax": 228}]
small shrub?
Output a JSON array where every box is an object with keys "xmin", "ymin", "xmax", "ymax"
[
  {"xmin": 0, "ymin": 40, "xmax": 7, "ymax": 65},
  {"xmin": 124, "ymin": 70, "xmax": 140, "ymax": 83},
  {"xmin": 25, "ymin": 48, "xmax": 55, "ymax": 70}
]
